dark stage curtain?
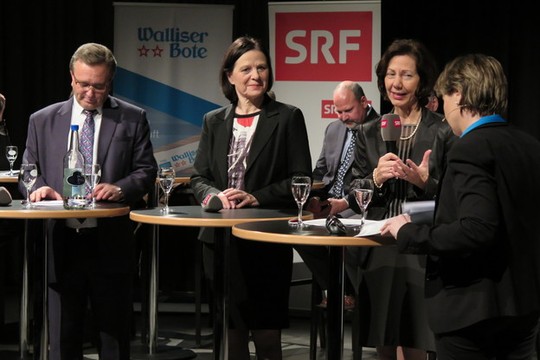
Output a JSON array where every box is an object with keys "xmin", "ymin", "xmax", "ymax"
[{"xmin": 1, "ymin": 0, "xmax": 539, "ymax": 152}]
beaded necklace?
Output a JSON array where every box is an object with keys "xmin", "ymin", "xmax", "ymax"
[{"xmin": 399, "ymin": 111, "xmax": 422, "ymax": 140}]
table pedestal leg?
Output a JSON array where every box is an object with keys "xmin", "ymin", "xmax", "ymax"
[
  {"xmin": 327, "ymin": 246, "xmax": 345, "ymax": 360},
  {"xmin": 213, "ymin": 227, "xmax": 229, "ymax": 360},
  {"xmin": 36, "ymin": 220, "xmax": 49, "ymax": 360},
  {"xmin": 149, "ymin": 223, "xmax": 159, "ymax": 353},
  {"xmin": 19, "ymin": 220, "xmax": 30, "ymax": 359},
  {"xmin": 132, "ymin": 223, "xmax": 196, "ymax": 360}
]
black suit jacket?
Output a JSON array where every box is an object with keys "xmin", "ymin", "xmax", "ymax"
[
  {"xmin": 398, "ymin": 121, "xmax": 540, "ymax": 334},
  {"xmin": 21, "ymin": 96, "xmax": 157, "ymax": 281},
  {"xmin": 349, "ymin": 108, "xmax": 455, "ymax": 219},
  {"xmin": 191, "ymin": 97, "xmax": 312, "ymax": 208}
]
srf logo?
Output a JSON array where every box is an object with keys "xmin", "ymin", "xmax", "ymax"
[
  {"xmin": 274, "ymin": 11, "xmax": 373, "ymax": 81},
  {"xmin": 321, "ymin": 99, "xmax": 373, "ymax": 119},
  {"xmin": 381, "ymin": 115, "xmax": 401, "ymax": 129},
  {"xmin": 321, "ymin": 100, "xmax": 337, "ymax": 119}
]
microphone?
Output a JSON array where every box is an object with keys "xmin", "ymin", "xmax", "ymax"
[
  {"xmin": 201, "ymin": 193, "xmax": 223, "ymax": 212},
  {"xmin": 381, "ymin": 114, "xmax": 401, "ymax": 154},
  {"xmin": 0, "ymin": 186, "xmax": 12, "ymax": 206}
]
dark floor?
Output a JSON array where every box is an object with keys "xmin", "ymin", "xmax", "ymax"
[
  {"xmin": 0, "ymin": 286, "xmax": 377, "ymax": 360},
  {"xmin": 3, "ymin": 288, "xmax": 539, "ymax": 360}
]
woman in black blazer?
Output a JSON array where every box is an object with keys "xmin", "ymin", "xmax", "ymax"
[
  {"xmin": 191, "ymin": 36, "xmax": 312, "ymax": 360},
  {"xmin": 382, "ymin": 54, "xmax": 540, "ymax": 359},
  {"xmin": 330, "ymin": 39, "xmax": 456, "ymax": 359}
]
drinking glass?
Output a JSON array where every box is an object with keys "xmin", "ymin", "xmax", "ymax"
[
  {"xmin": 5, "ymin": 145, "xmax": 17, "ymax": 176},
  {"xmin": 84, "ymin": 164, "xmax": 101, "ymax": 208},
  {"xmin": 352, "ymin": 179, "xmax": 374, "ymax": 231},
  {"xmin": 290, "ymin": 175, "xmax": 311, "ymax": 227},
  {"xmin": 158, "ymin": 167, "xmax": 175, "ymax": 213},
  {"xmin": 19, "ymin": 163, "xmax": 37, "ymax": 209}
]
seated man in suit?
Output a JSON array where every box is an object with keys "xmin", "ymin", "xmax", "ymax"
[{"xmin": 295, "ymin": 81, "xmax": 379, "ymax": 307}]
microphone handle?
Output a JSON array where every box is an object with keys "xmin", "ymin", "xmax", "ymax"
[{"xmin": 385, "ymin": 141, "xmax": 397, "ymax": 154}]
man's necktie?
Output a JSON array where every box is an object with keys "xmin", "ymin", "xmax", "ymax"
[
  {"xmin": 80, "ymin": 109, "xmax": 96, "ymax": 166},
  {"xmin": 80, "ymin": 110, "xmax": 96, "ymax": 195},
  {"xmin": 332, "ymin": 129, "xmax": 356, "ymax": 198}
]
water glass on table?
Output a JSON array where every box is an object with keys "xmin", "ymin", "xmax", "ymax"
[
  {"xmin": 84, "ymin": 164, "xmax": 101, "ymax": 208},
  {"xmin": 5, "ymin": 145, "xmax": 17, "ymax": 176},
  {"xmin": 158, "ymin": 167, "xmax": 175, "ymax": 213},
  {"xmin": 352, "ymin": 178, "xmax": 374, "ymax": 233},
  {"xmin": 290, "ymin": 175, "xmax": 311, "ymax": 228},
  {"xmin": 19, "ymin": 163, "xmax": 37, "ymax": 208}
]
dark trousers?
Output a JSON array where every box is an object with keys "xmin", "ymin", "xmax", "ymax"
[
  {"xmin": 48, "ymin": 228, "xmax": 133, "ymax": 360},
  {"xmin": 435, "ymin": 312, "xmax": 540, "ymax": 360}
]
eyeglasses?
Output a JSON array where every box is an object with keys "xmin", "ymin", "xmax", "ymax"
[{"xmin": 73, "ymin": 75, "xmax": 109, "ymax": 92}]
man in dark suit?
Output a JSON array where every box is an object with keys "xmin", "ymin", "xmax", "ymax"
[
  {"xmin": 20, "ymin": 43, "xmax": 157, "ymax": 360},
  {"xmin": 296, "ymin": 81, "xmax": 379, "ymax": 306},
  {"xmin": 382, "ymin": 54, "xmax": 540, "ymax": 358}
]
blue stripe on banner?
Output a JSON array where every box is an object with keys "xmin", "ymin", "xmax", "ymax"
[{"xmin": 113, "ymin": 67, "xmax": 220, "ymax": 127}]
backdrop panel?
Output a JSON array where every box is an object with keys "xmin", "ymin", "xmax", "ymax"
[
  {"xmin": 269, "ymin": 1, "xmax": 381, "ymax": 167},
  {"xmin": 113, "ymin": 2, "xmax": 233, "ymax": 175}
]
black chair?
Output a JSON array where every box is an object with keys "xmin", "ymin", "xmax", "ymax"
[{"xmin": 308, "ymin": 280, "xmax": 363, "ymax": 360}]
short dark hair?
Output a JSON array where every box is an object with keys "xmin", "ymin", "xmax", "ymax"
[
  {"xmin": 219, "ymin": 36, "xmax": 274, "ymax": 103},
  {"xmin": 375, "ymin": 39, "xmax": 437, "ymax": 107}
]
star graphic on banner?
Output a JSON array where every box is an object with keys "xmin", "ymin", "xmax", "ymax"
[
  {"xmin": 152, "ymin": 45, "xmax": 164, "ymax": 57},
  {"xmin": 138, "ymin": 45, "xmax": 150, "ymax": 57}
]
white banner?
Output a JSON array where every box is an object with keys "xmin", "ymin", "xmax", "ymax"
[
  {"xmin": 269, "ymin": 1, "xmax": 381, "ymax": 167},
  {"xmin": 113, "ymin": 2, "xmax": 233, "ymax": 175}
]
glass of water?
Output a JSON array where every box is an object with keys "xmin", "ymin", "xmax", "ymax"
[
  {"xmin": 352, "ymin": 179, "xmax": 374, "ymax": 232},
  {"xmin": 19, "ymin": 163, "xmax": 37, "ymax": 208},
  {"xmin": 290, "ymin": 175, "xmax": 311, "ymax": 228},
  {"xmin": 5, "ymin": 145, "xmax": 17, "ymax": 176},
  {"xmin": 84, "ymin": 164, "xmax": 101, "ymax": 208},
  {"xmin": 158, "ymin": 167, "xmax": 175, "ymax": 213}
]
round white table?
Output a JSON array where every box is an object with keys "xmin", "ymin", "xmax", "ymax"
[
  {"xmin": 130, "ymin": 205, "xmax": 312, "ymax": 360},
  {"xmin": 232, "ymin": 220, "xmax": 394, "ymax": 360}
]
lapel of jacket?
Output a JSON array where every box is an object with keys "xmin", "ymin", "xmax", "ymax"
[
  {"xmin": 334, "ymin": 124, "xmax": 348, "ymax": 170},
  {"xmin": 57, "ymin": 98, "xmax": 75, "ymax": 152},
  {"xmin": 244, "ymin": 101, "xmax": 279, "ymax": 173},
  {"xmin": 410, "ymin": 108, "xmax": 441, "ymax": 161},
  {"xmin": 216, "ymin": 105, "xmax": 235, "ymax": 187},
  {"xmin": 363, "ymin": 112, "xmax": 385, "ymax": 166},
  {"xmin": 418, "ymin": 108, "xmax": 443, "ymax": 135},
  {"xmin": 97, "ymin": 97, "xmax": 119, "ymax": 167},
  {"xmin": 52, "ymin": 100, "xmax": 76, "ymax": 188}
]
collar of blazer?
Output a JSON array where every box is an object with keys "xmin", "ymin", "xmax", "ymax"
[{"xmin": 221, "ymin": 100, "xmax": 281, "ymax": 172}]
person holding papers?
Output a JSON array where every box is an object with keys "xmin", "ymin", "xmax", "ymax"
[{"xmin": 382, "ymin": 53, "xmax": 540, "ymax": 360}]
